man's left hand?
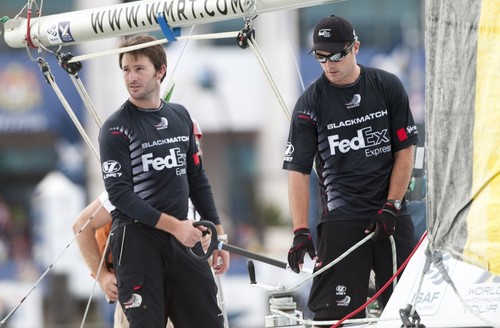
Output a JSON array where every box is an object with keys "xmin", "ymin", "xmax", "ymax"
[
  {"xmin": 365, "ymin": 202, "xmax": 398, "ymax": 241},
  {"xmin": 211, "ymin": 249, "xmax": 230, "ymax": 274}
]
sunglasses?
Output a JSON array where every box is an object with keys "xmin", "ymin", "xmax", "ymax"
[{"xmin": 314, "ymin": 39, "xmax": 357, "ymax": 63}]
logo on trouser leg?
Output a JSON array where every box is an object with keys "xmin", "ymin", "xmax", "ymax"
[
  {"xmin": 335, "ymin": 285, "xmax": 351, "ymax": 307},
  {"xmin": 124, "ymin": 293, "xmax": 142, "ymax": 309},
  {"xmin": 336, "ymin": 295, "xmax": 351, "ymax": 306}
]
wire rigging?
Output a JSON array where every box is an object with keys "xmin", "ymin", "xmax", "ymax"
[
  {"xmin": 247, "ymin": 34, "xmax": 291, "ymax": 120},
  {"xmin": 0, "ymin": 201, "xmax": 106, "ymax": 327},
  {"xmin": 67, "ymin": 32, "xmax": 239, "ymax": 64},
  {"xmin": 37, "ymin": 57, "xmax": 100, "ymax": 160}
]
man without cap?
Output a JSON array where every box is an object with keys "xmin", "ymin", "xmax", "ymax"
[
  {"xmin": 98, "ymin": 34, "xmax": 229, "ymax": 327},
  {"xmin": 73, "ymin": 124, "xmax": 216, "ymax": 328}
]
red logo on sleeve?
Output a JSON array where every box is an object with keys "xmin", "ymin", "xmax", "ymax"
[
  {"xmin": 396, "ymin": 128, "xmax": 408, "ymax": 142},
  {"xmin": 193, "ymin": 153, "xmax": 200, "ymax": 165}
]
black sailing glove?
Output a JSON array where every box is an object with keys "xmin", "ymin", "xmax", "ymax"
[
  {"xmin": 365, "ymin": 202, "xmax": 399, "ymax": 241},
  {"xmin": 288, "ymin": 228, "xmax": 317, "ymax": 273}
]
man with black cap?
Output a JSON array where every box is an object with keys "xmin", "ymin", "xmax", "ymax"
[{"xmin": 282, "ymin": 15, "xmax": 419, "ymax": 325}]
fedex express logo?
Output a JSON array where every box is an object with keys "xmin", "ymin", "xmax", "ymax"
[
  {"xmin": 142, "ymin": 148, "xmax": 186, "ymax": 175},
  {"xmin": 328, "ymin": 127, "xmax": 390, "ymax": 156},
  {"xmin": 102, "ymin": 148, "xmax": 187, "ymax": 179}
]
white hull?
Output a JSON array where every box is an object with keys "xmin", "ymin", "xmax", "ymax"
[{"xmin": 376, "ymin": 237, "xmax": 500, "ymax": 328}]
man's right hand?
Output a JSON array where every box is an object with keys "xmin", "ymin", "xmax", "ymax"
[
  {"xmin": 288, "ymin": 228, "xmax": 317, "ymax": 273},
  {"xmin": 170, "ymin": 219, "xmax": 204, "ymax": 248},
  {"xmin": 97, "ymin": 270, "xmax": 118, "ymax": 303}
]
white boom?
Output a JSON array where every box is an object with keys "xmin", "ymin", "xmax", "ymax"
[{"xmin": 3, "ymin": 0, "xmax": 341, "ymax": 48}]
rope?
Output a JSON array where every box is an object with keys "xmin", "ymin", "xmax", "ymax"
[
  {"xmin": 390, "ymin": 234, "xmax": 398, "ymax": 289},
  {"xmin": 406, "ymin": 234, "xmax": 431, "ymax": 319},
  {"xmin": 67, "ymin": 31, "xmax": 239, "ymax": 63},
  {"xmin": 329, "ymin": 231, "xmax": 428, "ymax": 328},
  {"xmin": 70, "ymin": 74, "xmax": 102, "ymax": 128},
  {"xmin": 163, "ymin": 25, "xmax": 196, "ymax": 98},
  {"xmin": 445, "ymin": 271, "xmax": 500, "ymax": 328},
  {"xmin": 272, "ymin": 230, "xmax": 417, "ymax": 327},
  {"xmin": 247, "ymin": 34, "xmax": 291, "ymax": 121},
  {"xmin": 26, "ymin": 7, "xmax": 36, "ymax": 48},
  {"xmin": 270, "ymin": 308, "xmax": 400, "ymax": 327},
  {"xmin": 285, "ymin": 233, "xmax": 374, "ymax": 292},
  {"xmin": 286, "ymin": 31, "xmax": 305, "ymax": 92},
  {"xmin": 79, "ymin": 225, "xmax": 112, "ymax": 328},
  {"xmin": 423, "ymin": 239, "xmax": 500, "ymax": 328}
]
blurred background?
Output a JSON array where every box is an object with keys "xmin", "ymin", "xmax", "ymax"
[{"xmin": 0, "ymin": 0, "xmax": 425, "ymax": 327}]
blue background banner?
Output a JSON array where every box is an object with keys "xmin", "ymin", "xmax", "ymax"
[{"xmin": 0, "ymin": 52, "xmax": 84, "ymax": 141}]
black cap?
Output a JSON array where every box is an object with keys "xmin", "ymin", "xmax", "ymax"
[{"xmin": 310, "ymin": 15, "xmax": 357, "ymax": 54}]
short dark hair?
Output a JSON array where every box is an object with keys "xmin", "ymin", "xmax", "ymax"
[{"xmin": 119, "ymin": 34, "xmax": 167, "ymax": 82}]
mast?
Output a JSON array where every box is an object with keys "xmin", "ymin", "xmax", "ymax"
[{"xmin": 3, "ymin": 0, "xmax": 341, "ymax": 48}]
